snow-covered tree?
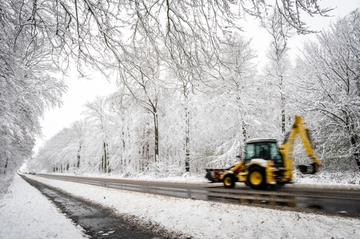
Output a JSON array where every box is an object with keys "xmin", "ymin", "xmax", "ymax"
[
  {"xmin": 107, "ymin": 89, "xmax": 140, "ymax": 174},
  {"xmin": 28, "ymin": 0, "xmax": 333, "ymax": 83},
  {"xmin": 198, "ymin": 32, "xmax": 258, "ymax": 168},
  {"xmin": 294, "ymin": 9, "xmax": 360, "ymax": 171},
  {"xmin": 117, "ymin": 43, "xmax": 163, "ymax": 164},
  {"xmin": 263, "ymin": 7, "xmax": 293, "ymax": 137},
  {"xmin": 0, "ymin": 0, "xmax": 66, "ymax": 192},
  {"xmin": 84, "ymin": 97, "xmax": 112, "ymax": 173},
  {"xmin": 35, "ymin": 127, "xmax": 77, "ymax": 173}
]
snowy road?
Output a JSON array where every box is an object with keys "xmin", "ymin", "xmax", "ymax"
[
  {"xmin": 2, "ymin": 174, "xmax": 360, "ymax": 239},
  {"xmin": 36, "ymin": 173, "xmax": 360, "ymax": 217},
  {"xmin": 21, "ymin": 176, "xmax": 177, "ymax": 238}
]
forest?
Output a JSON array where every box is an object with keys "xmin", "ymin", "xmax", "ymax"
[{"xmin": 1, "ymin": 1, "xmax": 359, "ymax": 191}]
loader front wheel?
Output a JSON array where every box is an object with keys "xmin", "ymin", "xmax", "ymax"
[
  {"xmin": 247, "ymin": 167, "xmax": 265, "ymax": 190},
  {"xmin": 223, "ymin": 174, "xmax": 235, "ymax": 188}
]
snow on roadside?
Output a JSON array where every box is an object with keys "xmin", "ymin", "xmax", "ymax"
[
  {"xmin": 28, "ymin": 175, "xmax": 360, "ymax": 239},
  {"xmin": 0, "ymin": 175, "xmax": 86, "ymax": 239},
  {"xmin": 295, "ymin": 171, "xmax": 360, "ymax": 188}
]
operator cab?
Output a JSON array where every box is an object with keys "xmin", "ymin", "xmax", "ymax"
[{"xmin": 244, "ymin": 138, "xmax": 283, "ymax": 168}]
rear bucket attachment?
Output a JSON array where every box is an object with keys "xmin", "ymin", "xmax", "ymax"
[
  {"xmin": 205, "ymin": 170, "xmax": 215, "ymax": 182},
  {"xmin": 205, "ymin": 168, "xmax": 226, "ymax": 182},
  {"xmin": 297, "ymin": 163, "xmax": 317, "ymax": 174}
]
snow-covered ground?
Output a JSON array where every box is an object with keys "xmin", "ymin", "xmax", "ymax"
[
  {"xmin": 1, "ymin": 173, "xmax": 360, "ymax": 239},
  {"xmin": 0, "ymin": 174, "xmax": 86, "ymax": 239}
]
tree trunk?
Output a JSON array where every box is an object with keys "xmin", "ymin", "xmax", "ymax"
[
  {"xmin": 3, "ymin": 158, "xmax": 9, "ymax": 174},
  {"xmin": 77, "ymin": 145, "xmax": 81, "ymax": 168},
  {"xmin": 185, "ymin": 104, "xmax": 190, "ymax": 172},
  {"xmin": 351, "ymin": 134, "xmax": 360, "ymax": 171},
  {"xmin": 153, "ymin": 110, "xmax": 159, "ymax": 163},
  {"xmin": 280, "ymin": 75, "xmax": 286, "ymax": 135},
  {"xmin": 242, "ymin": 120, "xmax": 247, "ymax": 140},
  {"xmin": 354, "ymin": 153, "xmax": 360, "ymax": 170},
  {"xmin": 102, "ymin": 141, "xmax": 108, "ymax": 173}
]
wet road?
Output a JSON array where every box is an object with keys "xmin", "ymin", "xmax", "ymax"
[{"xmin": 35, "ymin": 174, "xmax": 360, "ymax": 218}]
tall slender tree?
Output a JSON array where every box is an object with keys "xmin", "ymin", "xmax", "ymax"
[
  {"xmin": 263, "ymin": 7, "xmax": 293, "ymax": 136},
  {"xmin": 84, "ymin": 97, "xmax": 111, "ymax": 173}
]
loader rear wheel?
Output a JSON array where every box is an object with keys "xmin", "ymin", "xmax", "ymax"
[
  {"xmin": 223, "ymin": 174, "xmax": 235, "ymax": 188},
  {"xmin": 247, "ymin": 167, "xmax": 265, "ymax": 190}
]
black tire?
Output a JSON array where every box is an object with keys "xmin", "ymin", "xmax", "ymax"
[
  {"xmin": 223, "ymin": 174, "xmax": 236, "ymax": 188},
  {"xmin": 247, "ymin": 167, "xmax": 266, "ymax": 190}
]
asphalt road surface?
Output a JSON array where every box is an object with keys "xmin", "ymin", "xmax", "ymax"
[{"xmin": 33, "ymin": 174, "xmax": 360, "ymax": 218}]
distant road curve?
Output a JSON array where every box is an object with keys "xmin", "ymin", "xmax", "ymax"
[{"xmin": 33, "ymin": 173, "xmax": 360, "ymax": 218}]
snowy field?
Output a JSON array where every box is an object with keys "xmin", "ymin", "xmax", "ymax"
[{"xmin": 1, "ymin": 173, "xmax": 360, "ymax": 239}]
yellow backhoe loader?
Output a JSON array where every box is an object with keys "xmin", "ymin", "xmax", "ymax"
[{"xmin": 205, "ymin": 115, "xmax": 321, "ymax": 189}]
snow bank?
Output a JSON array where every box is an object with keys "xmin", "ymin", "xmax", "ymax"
[
  {"xmin": 295, "ymin": 171, "xmax": 360, "ymax": 187},
  {"xmin": 0, "ymin": 175, "xmax": 86, "ymax": 239}
]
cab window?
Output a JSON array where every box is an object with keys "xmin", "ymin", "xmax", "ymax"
[
  {"xmin": 269, "ymin": 142, "xmax": 283, "ymax": 165},
  {"xmin": 245, "ymin": 142, "xmax": 283, "ymax": 165},
  {"xmin": 245, "ymin": 144, "xmax": 255, "ymax": 163}
]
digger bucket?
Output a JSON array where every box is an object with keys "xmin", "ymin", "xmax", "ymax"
[{"xmin": 297, "ymin": 163, "xmax": 318, "ymax": 174}]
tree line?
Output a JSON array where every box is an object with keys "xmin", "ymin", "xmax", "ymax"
[{"xmin": 33, "ymin": 9, "xmax": 360, "ymax": 176}]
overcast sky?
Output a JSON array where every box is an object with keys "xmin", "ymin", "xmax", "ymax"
[{"xmin": 34, "ymin": 0, "xmax": 360, "ymax": 154}]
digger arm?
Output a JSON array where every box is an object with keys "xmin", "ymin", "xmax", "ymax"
[
  {"xmin": 295, "ymin": 115, "xmax": 321, "ymax": 173},
  {"xmin": 279, "ymin": 115, "xmax": 321, "ymax": 177}
]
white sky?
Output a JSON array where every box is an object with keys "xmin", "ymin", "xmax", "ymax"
[
  {"xmin": 34, "ymin": 73, "xmax": 116, "ymax": 153},
  {"xmin": 244, "ymin": 0, "xmax": 360, "ymax": 67},
  {"xmin": 34, "ymin": 0, "xmax": 360, "ymax": 154}
]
